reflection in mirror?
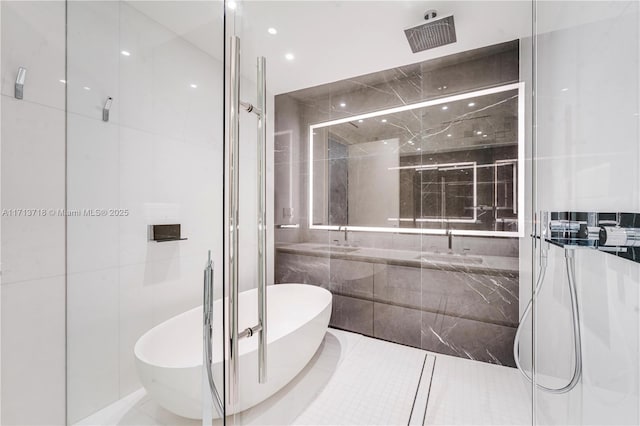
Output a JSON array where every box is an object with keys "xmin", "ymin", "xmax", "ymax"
[{"xmin": 310, "ymin": 83, "xmax": 523, "ymax": 236}]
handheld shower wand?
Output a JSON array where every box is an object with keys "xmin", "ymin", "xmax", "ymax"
[{"xmin": 513, "ymin": 217, "xmax": 583, "ymax": 394}]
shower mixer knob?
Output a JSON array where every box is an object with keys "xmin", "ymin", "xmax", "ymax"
[{"xmin": 599, "ymin": 226, "xmax": 640, "ymax": 247}]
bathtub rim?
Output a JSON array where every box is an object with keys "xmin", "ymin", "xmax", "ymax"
[{"xmin": 134, "ymin": 283, "xmax": 332, "ymax": 369}]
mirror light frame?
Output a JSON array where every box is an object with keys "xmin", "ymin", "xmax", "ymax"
[{"xmin": 308, "ymin": 82, "xmax": 525, "ymax": 238}]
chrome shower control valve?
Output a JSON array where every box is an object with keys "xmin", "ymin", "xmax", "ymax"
[
  {"xmin": 543, "ymin": 211, "xmax": 640, "ymax": 264},
  {"xmin": 599, "ymin": 226, "xmax": 640, "ymax": 247}
]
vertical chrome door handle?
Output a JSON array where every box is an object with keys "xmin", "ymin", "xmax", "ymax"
[
  {"xmin": 228, "ymin": 35, "xmax": 241, "ymax": 405},
  {"xmin": 256, "ymin": 56, "xmax": 268, "ymax": 384},
  {"xmin": 227, "ymin": 36, "xmax": 268, "ymax": 408},
  {"xmin": 203, "ymin": 251, "xmax": 223, "ymax": 418}
]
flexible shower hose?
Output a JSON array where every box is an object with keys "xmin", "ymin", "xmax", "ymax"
[{"xmin": 513, "ymin": 247, "xmax": 583, "ymax": 394}]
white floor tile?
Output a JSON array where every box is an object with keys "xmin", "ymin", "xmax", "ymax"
[
  {"xmin": 75, "ymin": 329, "xmax": 532, "ymax": 426},
  {"xmin": 424, "ymin": 353, "xmax": 532, "ymax": 425},
  {"xmin": 293, "ymin": 331, "xmax": 427, "ymax": 425}
]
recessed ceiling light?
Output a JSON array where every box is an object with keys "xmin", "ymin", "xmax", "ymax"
[
  {"xmin": 381, "ymin": 119, "xmax": 387, "ymax": 123},
  {"xmin": 59, "ymin": 79, "xmax": 66, "ymax": 84},
  {"xmin": 339, "ymin": 102, "xmax": 346, "ymax": 108},
  {"xmin": 446, "ymin": 134, "xmax": 452, "ymax": 137},
  {"xmin": 190, "ymin": 83, "xmax": 198, "ymax": 88},
  {"xmin": 417, "ymin": 148, "xmax": 422, "ymax": 151},
  {"xmin": 443, "ymin": 85, "xmax": 447, "ymax": 89},
  {"xmin": 121, "ymin": 50, "xmax": 131, "ymax": 56},
  {"xmin": 477, "ymin": 131, "xmax": 483, "ymax": 135},
  {"xmin": 442, "ymin": 106, "xmax": 448, "ymax": 110},
  {"xmin": 228, "ymin": 1, "xmax": 237, "ymax": 9},
  {"xmin": 383, "ymin": 141, "xmax": 388, "ymax": 145},
  {"xmin": 268, "ymin": 27, "xmax": 277, "ymax": 35},
  {"xmin": 83, "ymin": 86, "xmax": 91, "ymax": 91},
  {"xmin": 285, "ymin": 53, "xmax": 294, "ymax": 61},
  {"xmin": 561, "ymin": 87, "xmax": 569, "ymax": 92},
  {"xmin": 468, "ymin": 102, "xmax": 475, "ymax": 107},
  {"xmin": 483, "ymin": 134, "xmax": 487, "ymax": 138},
  {"xmin": 408, "ymin": 141, "xmax": 414, "ymax": 145}
]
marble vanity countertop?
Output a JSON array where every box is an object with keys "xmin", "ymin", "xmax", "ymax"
[{"xmin": 275, "ymin": 242, "xmax": 519, "ymax": 274}]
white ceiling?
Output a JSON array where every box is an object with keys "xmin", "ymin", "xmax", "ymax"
[{"xmin": 129, "ymin": 1, "xmax": 533, "ymax": 94}]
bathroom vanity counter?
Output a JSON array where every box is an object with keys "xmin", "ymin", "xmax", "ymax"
[{"xmin": 275, "ymin": 242, "xmax": 518, "ymax": 274}]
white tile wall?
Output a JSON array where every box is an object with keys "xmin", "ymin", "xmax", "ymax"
[
  {"xmin": 0, "ymin": 277, "xmax": 66, "ymax": 425},
  {"xmin": 1, "ymin": 97, "xmax": 65, "ymax": 284},
  {"xmin": 66, "ymin": 1, "xmax": 120, "ymax": 122},
  {"xmin": 67, "ymin": 114, "xmax": 120, "ymax": 274},
  {"xmin": 0, "ymin": 1, "xmax": 270, "ymax": 424},
  {"xmin": 0, "ymin": 1, "xmax": 65, "ymax": 109},
  {"xmin": 67, "ymin": 269, "xmax": 120, "ymax": 422},
  {"xmin": 1, "ymin": 1, "xmax": 67, "ymax": 423},
  {"xmin": 65, "ymin": 2, "xmax": 273, "ymax": 423},
  {"xmin": 65, "ymin": 3, "xmax": 228, "ymax": 422}
]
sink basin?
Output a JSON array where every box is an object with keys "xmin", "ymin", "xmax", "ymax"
[
  {"xmin": 312, "ymin": 245, "xmax": 360, "ymax": 253},
  {"xmin": 416, "ymin": 253, "xmax": 483, "ymax": 265}
]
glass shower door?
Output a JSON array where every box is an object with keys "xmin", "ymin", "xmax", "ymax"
[
  {"xmin": 532, "ymin": 1, "xmax": 640, "ymax": 425},
  {"xmin": 65, "ymin": 1, "xmax": 227, "ymax": 424}
]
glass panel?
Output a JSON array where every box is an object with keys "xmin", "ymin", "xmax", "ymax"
[
  {"xmin": 533, "ymin": 1, "xmax": 640, "ymax": 425},
  {"xmin": 227, "ymin": 1, "xmax": 532, "ymax": 425},
  {"xmin": 65, "ymin": 1, "xmax": 226, "ymax": 424}
]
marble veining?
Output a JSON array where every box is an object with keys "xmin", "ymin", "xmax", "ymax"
[{"xmin": 275, "ymin": 244, "xmax": 519, "ymax": 366}]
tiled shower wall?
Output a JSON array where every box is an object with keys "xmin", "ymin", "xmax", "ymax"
[
  {"xmin": 274, "ymin": 40, "xmax": 522, "ymax": 366},
  {"xmin": 1, "ymin": 2, "xmax": 67, "ymax": 424},
  {"xmin": 65, "ymin": 3, "xmax": 223, "ymax": 422},
  {"xmin": 1, "ymin": 2, "xmax": 273, "ymax": 424}
]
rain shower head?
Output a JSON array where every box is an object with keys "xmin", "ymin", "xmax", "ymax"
[{"xmin": 404, "ymin": 11, "xmax": 457, "ymax": 53}]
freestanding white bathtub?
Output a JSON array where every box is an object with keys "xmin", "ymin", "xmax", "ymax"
[{"xmin": 134, "ymin": 284, "xmax": 332, "ymax": 419}]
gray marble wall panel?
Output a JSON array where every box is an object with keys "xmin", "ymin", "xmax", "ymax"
[
  {"xmin": 373, "ymin": 263, "xmax": 518, "ymax": 326},
  {"xmin": 329, "ymin": 258, "xmax": 374, "ymax": 298},
  {"xmin": 275, "ymin": 252, "xmax": 329, "ymax": 290},
  {"xmin": 421, "ymin": 311, "xmax": 517, "ymax": 367},
  {"xmin": 420, "ymin": 267, "xmax": 519, "ymax": 326},
  {"xmin": 331, "ymin": 294, "xmax": 373, "ymax": 336},
  {"xmin": 373, "ymin": 302, "xmax": 422, "ymax": 348}
]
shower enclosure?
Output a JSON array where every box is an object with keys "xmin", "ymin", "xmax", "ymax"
[
  {"xmin": 1, "ymin": 1, "xmax": 639, "ymax": 425},
  {"xmin": 530, "ymin": 2, "xmax": 640, "ymax": 424}
]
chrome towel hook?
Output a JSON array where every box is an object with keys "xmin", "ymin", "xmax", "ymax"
[
  {"xmin": 15, "ymin": 67, "xmax": 26, "ymax": 99},
  {"xmin": 102, "ymin": 97, "xmax": 113, "ymax": 122}
]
